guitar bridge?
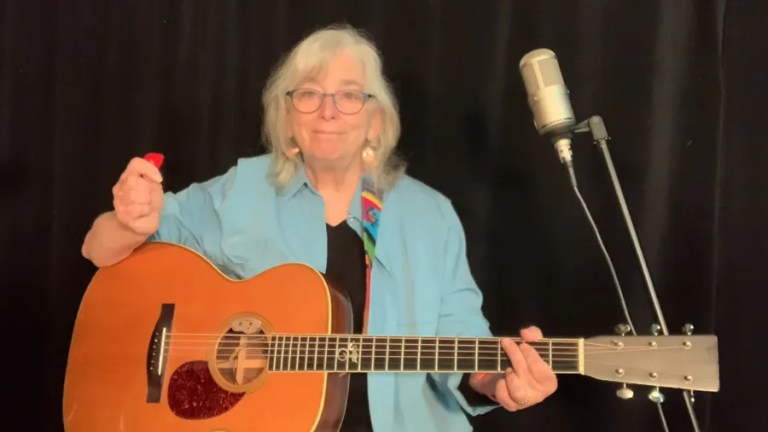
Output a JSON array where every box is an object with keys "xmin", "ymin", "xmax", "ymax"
[{"xmin": 146, "ymin": 304, "xmax": 175, "ymax": 403}]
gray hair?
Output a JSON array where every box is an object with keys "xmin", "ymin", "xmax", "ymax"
[{"xmin": 261, "ymin": 24, "xmax": 405, "ymax": 192}]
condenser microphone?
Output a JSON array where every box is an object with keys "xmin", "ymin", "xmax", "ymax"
[{"xmin": 519, "ymin": 48, "xmax": 577, "ymax": 165}]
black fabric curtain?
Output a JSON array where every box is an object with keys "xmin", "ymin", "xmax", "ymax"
[{"xmin": 3, "ymin": 1, "xmax": 766, "ymax": 431}]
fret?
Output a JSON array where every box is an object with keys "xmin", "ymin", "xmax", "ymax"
[
  {"xmin": 285, "ymin": 336, "xmax": 290, "ymax": 371},
  {"xmin": 294, "ymin": 336, "xmax": 299, "ymax": 371},
  {"xmin": 476, "ymin": 339, "xmax": 502, "ymax": 371},
  {"xmin": 304, "ymin": 336, "xmax": 309, "ymax": 371},
  {"xmin": 419, "ymin": 338, "xmax": 436, "ymax": 371},
  {"xmin": 335, "ymin": 336, "xmax": 341, "ymax": 372},
  {"xmin": 357, "ymin": 336, "xmax": 363, "ymax": 372},
  {"xmin": 435, "ymin": 338, "xmax": 440, "ymax": 372},
  {"xmin": 372, "ymin": 338, "xmax": 387, "ymax": 371},
  {"xmin": 406, "ymin": 338, "xmax": 421, "ymax": 371},
  {"xmin": 290, "ymin": 335, "xmax": 295, "ymax": 371},
  {"xmin": 324, "ymin": 335, "xmax": 329, "ymax": 371},
  {"xmin": 387, "ymin": 337, "xmax": 402, "ymax": 371},
  {"xmin": 548, "ymin": 339, "xmax": 552, "ymax": 368},
  {"xmin": 344, "ymin": 336, "xmax": 351, "ymax": 372},
  {"xmin": 314, "ymin": 336, "xmax": 319, "ymax": 371},
  {"xmin": 367, "ymin": 338, "xmax": 374, "ymax": 371},
  {"xmin": 456, "ymin": 339, "xmax": 478, "ymax": 371},
  {"xmin": 295, "ymin": 336, "xmax": 301, "ymax": 371},
  {"xmin": 385, "ymin": 337, "xmax": 390, "ymax": 371},
  {"xmin": 474, "ymin": 338, "xmax": 479, "ymax": 371},
  {"xmin": 297, "ymin": 336, "xmax": 303, "ymax": 371},
  {"xmin": 269, "ymin": 335, "xmax": 276, "ymax": 370},
  {"xmin": 454, "ymin": 338, "xmax": 458, "ymax": 372},
  {"xmin": 437, "ymin": 337, "xmax": 454, "ymax": 371},
  {"xmin": 497, "ymin": 339, "xmax": 501, "ymax": 372},
  {"xmin": 280, "ymin": 335, "xmax": 286, "ymax": 371},
  {"xmin": 301, "ymin": 336, "xmax": 306, "ymax": 371},
  {"xmin": 401, "ymin": 338, "xmax": 405, "ymax": 371},
  {"xmin": 549, "ymin": 340, "xmax": 580, "ymax": 373},
  {"xmin": 416, "ymin": 338, "xmax": 421, "ymax": 370}
]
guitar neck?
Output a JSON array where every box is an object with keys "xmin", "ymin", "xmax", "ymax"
[{"xmin": 265, "ymin": 335, "xmax": 583, "ymax": 374}]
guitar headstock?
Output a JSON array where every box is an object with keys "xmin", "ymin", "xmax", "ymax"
[{"xmin": 582, "ymin": 334, "xmax": 719, "ymax": 393}]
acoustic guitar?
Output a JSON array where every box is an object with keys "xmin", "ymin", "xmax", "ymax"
[{"xmin": 62, "ymin": 242, "xmax": 719, "ymax": 431}]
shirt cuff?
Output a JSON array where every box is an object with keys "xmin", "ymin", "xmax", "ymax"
[{"xmin": 458, "ymin": 373, "xmax": 497, "ymax": 406}]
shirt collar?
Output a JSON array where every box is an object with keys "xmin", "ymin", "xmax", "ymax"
[{"xmin": 279, "ymin": 163, "xmax": 392, "ymax": 273}]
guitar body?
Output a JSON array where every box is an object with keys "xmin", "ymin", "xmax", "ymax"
[{"xmin": 63, "ymin": 242, "xmax": 352, "ymax": 432}]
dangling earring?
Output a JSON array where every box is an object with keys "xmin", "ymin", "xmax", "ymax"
[
  {"xmin": 286, "ymin": 146, "xmax": 300, "ymax": 158},
  {"xmin": 362, "ymin": 146, "xmax": 375, "ymax": 165}
]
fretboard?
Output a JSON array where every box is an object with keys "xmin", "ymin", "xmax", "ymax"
[{"xmin": 264, "ymin": 335, "xmax": 582, "ymax": 374}]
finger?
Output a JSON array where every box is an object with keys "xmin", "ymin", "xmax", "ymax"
[
  {"xmin": 122, "ymin": 157, "xmax": 163, "ymax": 183},
  {"xmin": 114, "ymin": 186, "xmax": 151, "ymax": 208},
  {"xmin": 117, "ymin": 176, "xmax": 155, "ymax": 199},
  {"xmin": 520, "ymin": 326, "xmax": 543, "ymax": 342},
  {"xmin": 149, "ymin": 186, "xmax": 165, "ymax": 211},
  {"xmin": 496, "ymin": 369, "xmax": 528, "ymax": 411},
  {"xmin": 518, "ymin": 343, "xmax": 557, "ymax": 391},
  {"xmin": 123, "ymin": 204, "xmax": 152, "ymax": 220},
  {"xmin": 125, "ymin": 188, "xmax": 152, "ymax": 206},
  {"xmin": 501, "ymin": 338, "xmax": 532, "ymax": 382}
]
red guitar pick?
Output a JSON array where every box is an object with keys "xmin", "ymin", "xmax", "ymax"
[{"xmin": 144, "ymin": 152, "xmax": 165, "ymax": 169}]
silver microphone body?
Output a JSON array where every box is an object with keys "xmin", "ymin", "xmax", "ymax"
[
  {"xmin": 519, "ymin": 48, "xmax": 576, "ymax": 134},
  {"xmin": 519, "ymin": 49, "xmax": 576, "ymax": 163}
]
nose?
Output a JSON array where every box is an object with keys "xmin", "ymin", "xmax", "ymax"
[{"xmin": 319, "ymin": 94, "xmax": 337, "ymax": 120}]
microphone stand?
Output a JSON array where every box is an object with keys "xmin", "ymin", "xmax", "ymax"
[{"xmin": 575, "ymin": 115, "xmax": 701, "ymax": 432}]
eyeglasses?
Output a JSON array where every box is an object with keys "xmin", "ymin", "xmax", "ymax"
[{"xmin": 286, "ymin": 88, "xmax": 375, "ymax": 115}]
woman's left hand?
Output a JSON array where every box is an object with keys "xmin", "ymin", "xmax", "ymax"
[{"xmin": 469, "ymin": 326, "xmax": 558, "ymax": 411}]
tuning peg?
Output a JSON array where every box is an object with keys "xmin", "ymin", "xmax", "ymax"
[
  {"xmin": 648, "ymin": 388, "xmax": 665, "ymax": 404},
  {"xmin": 650, "ymin": 323, "xmax": 661, "ymax": 336},
  {"xmin": 616, "ymin": 383, "xmax": 634, "ymax": 400},
  {"xmin": 614, "ymin": 323, "xmax": 631, "ymax": 336},
  {"xmin": 682, "ymin": 323, "xmax": 695, "ymax": 335}
]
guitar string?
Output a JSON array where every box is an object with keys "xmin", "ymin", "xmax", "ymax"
[
  {"xmin": 161, "ymin": 339, "xmax": 580, "ymax": 348},
  {"xmin": 166, "ymin": 333, "xmax": 585, "ymax": 342},
  {"xmin": 160, "ymin": 346, "xmax": 583, "ymax": 356},
  {"xmin": 158, "ymin": 339, "xmax": 677, "ymax": 349},
  {"xmin": 158, "ymin": 338, "xmax": 667, "ymax": 352},
  {"xmin": 156, "ymin": 344, "xmax": 686, "ymax": 356},
  {"xmin": 158, "ymin": 340, "xmax": 580, "ymax": 350},
  {"xmin": 161, "ymin": 333, "xmax": 673, "ymax": 351},
  {"xmin": 159, "ymin": 337, "xmax": 586, "ymax": 347},
  {"xmin": 164, "ymin": 349, "xmax": 581, "ymax": 358}
]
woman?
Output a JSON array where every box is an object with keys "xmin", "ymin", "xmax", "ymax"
[{"xmin": 81, "ymin": 24, "xmax": 557, "ymax": 431}]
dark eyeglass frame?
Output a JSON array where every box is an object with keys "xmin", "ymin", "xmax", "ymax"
[{"xmin": 285, "ymin": 88, "xmax": 375, "ymax": 115}]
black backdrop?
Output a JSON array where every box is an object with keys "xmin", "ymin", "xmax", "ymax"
[{"xmin": 3, "ymin": 1, "xmax": 767, "ymax": 431}]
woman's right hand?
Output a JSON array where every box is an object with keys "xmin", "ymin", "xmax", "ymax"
[{"xmin": 112, "ymin": 157, "xmax": 164, "ymax": 236}]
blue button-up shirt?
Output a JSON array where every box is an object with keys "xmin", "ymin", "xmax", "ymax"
[{"xmin": 150, "ymin": 154, "xmax": 498, "ymax": 431}]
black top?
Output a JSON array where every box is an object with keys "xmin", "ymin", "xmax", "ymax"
[{"xmin": 325, "ymin": 222, "xmax": 373, "ymax": 431}]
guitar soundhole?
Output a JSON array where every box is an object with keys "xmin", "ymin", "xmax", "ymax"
[
  {"xmin": 212, "ymin": 314, "xmax": 270, "ymax": 391},
  {"xmin": 168, "ymin": 361, "xmax": 244, "ymax": 419}
]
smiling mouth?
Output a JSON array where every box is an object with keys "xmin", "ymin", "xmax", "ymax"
[{"xmin": 314, "ymin": 130, "xmax": 343, "ymax": 135}]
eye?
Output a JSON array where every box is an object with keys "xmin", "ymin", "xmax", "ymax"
[
  {"xmin": 294, "ymin": 89, "xmax": 320, "ymax": 100},
  {"xmin": 339, "ymin": 91, "xmax": 364, "ymax": 101}
]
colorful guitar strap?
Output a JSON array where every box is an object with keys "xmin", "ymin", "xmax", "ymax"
[{"xmin": 361, "ymin": 176, "xmax": 381, "ymax": 335}]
